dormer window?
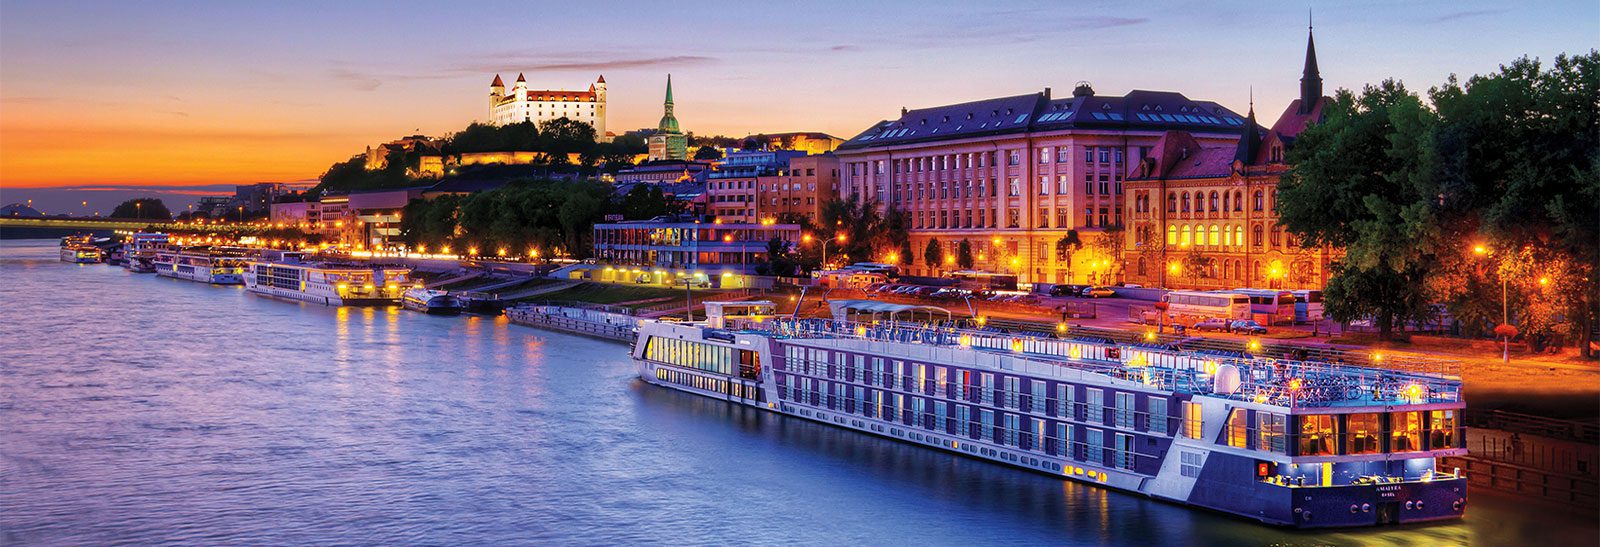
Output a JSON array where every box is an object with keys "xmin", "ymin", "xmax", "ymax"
[{"xmin": 966, "ymin": 113, "xmax": 974, "ymax": 120}]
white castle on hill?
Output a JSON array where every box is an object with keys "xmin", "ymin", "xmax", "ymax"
[{"xmin": 488, "ymin": 73, "xmax": 608, "ymax": 141}]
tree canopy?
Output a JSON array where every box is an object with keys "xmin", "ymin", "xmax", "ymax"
[
  {"xmin": 1279, "ymin": 52, "xmax": 1598, "ymax": 349},
  {"xmin": 112, "ymin": 198, "xmax": 170, "ymax": 220}
]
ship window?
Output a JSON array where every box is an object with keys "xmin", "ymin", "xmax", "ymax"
[
  {"xmin": 1182, "ymin": 402, "xmax": 1203, "ymax": 439},
  {"xmin": 1346, "ymin": 413, "xmax": 1382, "ymax": 455},
  {"xmin": 1257, "ymin": 412, "xmax": 1286, "ymax": 453},
  {"xmin": 1429, "ymin": 410, "xmax": 1458, "ymax": 449},
  {"xmin": 1147, "ymin": 397, "xmax": 1168, "ymax": 434},
  {"xmin": 1298, "ymin": 415, "xmax": 1337, "ymax": 456},
  {"xmin": 1226, "ymin": 408, "xmax": 1249, "ymax": 448},
  {"xmin": 1391, "ymin": 411, "xmax": 1422, "ymax": 452}
]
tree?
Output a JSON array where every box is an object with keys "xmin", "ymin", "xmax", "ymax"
[
  {"xmin": 1056, "ymin": 230, "xmax": 1082, "ymax": 282},
  {"xmin": 1089, "ymin": 225, "xmax": 1125, "ymax": 284},
  {"xmin": 817, "ymin": 193, "xmax": 884, "ymax": 264},
  {"xmin": 957, "ymin": 239, "xmax": 975, "ymax": 270},
  {"xmin": 693, "ymin": 146, "xmax": 723, "ymax": 160},
  {"xmin": 923, "ymin": 238, "xmax": 943, "ymax": 274},
  {"xmin": 1181, "ymin": 247, "xmax": 1215, "ymax": 287},
  {"xmin": 619, "ymin": 185, "xmax": 679, "ymax": 220},
  {"xmin": 539, "ymin": 117, "xmax": 598, "ymax": 168},
  {"xmin": 1278, "ymin": 80, "xmax": 1440, "ymax": 340},
  {"xmin": 112, "ymin": 198, "xmax": 170, "ymax": 220},
  {"xmin": 897, "ymin": 239, "xmax": 914, "ymax": 267}
]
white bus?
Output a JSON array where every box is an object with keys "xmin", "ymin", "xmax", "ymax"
[
  {"xmin": 1225, "ymin": 288, "xmax": 1298, "ymax": 323},
  {"xmin": 1289, "ymin": 289, "xmax": 1324, "ymax": 323},
  {"xmin": 1163, "ymin": 291, "xmax": 1251, "ymax": 320}
]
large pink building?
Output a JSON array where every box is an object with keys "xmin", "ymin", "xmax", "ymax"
[{"xmin": 835, "ymin": 84, "xmax": 1247, "ymax": 284}]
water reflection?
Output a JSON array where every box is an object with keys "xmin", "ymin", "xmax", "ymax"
[{"xmin": 0, "ymin": 240, "xmax": 1592, "ymax": 545}]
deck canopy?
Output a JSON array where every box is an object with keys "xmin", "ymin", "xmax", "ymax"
[{"xmin": 829, "ymin": 299, "xmax": 952, "ymax": 324}]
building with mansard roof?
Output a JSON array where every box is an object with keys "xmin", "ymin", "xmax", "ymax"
[{"xmin": 835, "ymin": 82, "xmax": 1248, "ymax": 284}]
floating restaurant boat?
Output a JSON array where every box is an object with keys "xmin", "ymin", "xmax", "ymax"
[
  {"xmin": 243, "ymin": 250, "xmax": 412, "ymax": 306},
  {"xmin": 402, "ymin": 288, "xmax": 464, "ymax": 315},
  {"xmin": 123, "ymin": 233, "xmax": 169, "ymax": 273},
  {"xmin": 633, "ymin": 300, "xmax": 1468, "ymax": 528},
  {"xmin": 154, "ymin": 246, "xmax": 250, "ymax": 284},
  {"xmin": 58, "ymin": 234, "xmax": 102, "ymax": 263}
]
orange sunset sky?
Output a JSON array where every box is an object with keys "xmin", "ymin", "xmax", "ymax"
[{"xmin": 1, "ymin": 1, "xmax": 1593, "ymax": 189}]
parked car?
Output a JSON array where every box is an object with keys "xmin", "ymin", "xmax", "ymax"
[
  {"xmin": 864, "ymin": 282, "xmax": 887, "ymax": 293},
  {"xmin": 1192, "ymin": 318, "xmax": 1231, "ymax": 332},
  {"xmin": 1230, "ymin": 320, "xmax": 1269, "ymax": 335},
  {"xmin": 1050, "ymin": 284, "xmax": 1088, "ymax": 297},
  {"xmin": 1082, "ymin": 286, "xmax": 1116, "ymax": 298}
]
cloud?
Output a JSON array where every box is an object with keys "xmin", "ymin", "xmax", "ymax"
[
  {"xmin": 330, "ymin": 68, "xmax": 382, "ymax": 91},
  {"xmin": 893, "ymin": 14, "xmax": 1149, "ymax": 49},
  {"xmin": 830, "ymin": 45, "xmax": 859, "ymax": 52},
  {"xmin": 1428, "ymin": 9, "xmax": 1505, "ymax": 23},
  {"xmin": 455, "ymin": 54, "xmax": 717, "ymax": 74}
]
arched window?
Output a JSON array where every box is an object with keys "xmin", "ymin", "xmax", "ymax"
[
  {"xmin": 1166, "ymin": 225, "xmax": 1177, "ymax": 245},
  {"xmin": 1168, "ymin": 192, "xmax": 1178, "ymax": 213},
  {"xmin": 1234, "ymin": 190, "xmax": 1244, "ymax": 212},
  {"xmin": 1254, "ymin": 260, "xmax": 1262, "ymax": 280},
  {"xmin": 1253, "ymin": 190, "xmax": 1264, "ymax": 211},
  {"xmin": 1181, "ymin": 192, "xmax": 1191, "ymax": 212},
  {"xmin": 1181, "ymin": 225, "xmax": 1192, "ymax": 246},
  {"xmin": 1209, "ymin": 224, "xmax": 1220, "ymax": 246},
  {"xmin": 1234, "ymin": 226, "xmax": 1244, "ymax": 248},
  {"xmin": 1222, "ymin": 192, "xmax": 1230, "ymax": 213},
  {"xmin": 1137, "ymin": 257, "xmax": 1147, "ymax": 276},
  {"xmin": 1209, "ymin": 191, "xmax": 1219, "ymax": 212},
  {"xmin": 1252, "ymin": 225, "xmax": 1263, "ymax": 247},
  {"xmin": 1270, "ymin": 225, "xmax": 1282, "ymax": 247},
  {"xmin": 1270, "ymin": 190, "xmax": 1278, "ymax": 212}
]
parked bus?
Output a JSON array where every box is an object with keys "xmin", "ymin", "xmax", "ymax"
[
  {"xmin": 1163, "ymin": 291, "xmax": 1251, "ymax": 320},
  {"xmin": 1224, "ymin": 288, "xmax": 1298, "ymax": 323},
  {"xmin": 947, "ymin": 270, "xmax": 1019, "ymax": 291},
  {"xmin": 843, "ymin": 262, "xmax": 901, "ymax": 278},
  {"xmin": 1289, "ymin": 289, "xmax": 1324, "ymax": 323}
]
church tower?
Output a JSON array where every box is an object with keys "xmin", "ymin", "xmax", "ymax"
[
  {"xmin": 1299, "ymin": 20, "xmax": 1322, "ymax": 114},
  {"xmin": 648, "ymin": 74, "xmax": 688, "ymax": 161}
]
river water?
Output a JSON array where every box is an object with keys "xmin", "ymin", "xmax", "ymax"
[{"xmin": 0, "ymin": 239, "xmax": 1590, "ymax": 545}]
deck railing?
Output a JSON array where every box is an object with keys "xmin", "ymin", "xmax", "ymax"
[{"xmin": 757, "ymin": 318, "xmax": 1462, "ymax": 408}]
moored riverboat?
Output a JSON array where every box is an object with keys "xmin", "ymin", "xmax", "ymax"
[
  {"xmin": 633, "ymin": 301, "xmax": 1468, "ymax": 528},
  {"xmin": 244, "ymin": 250, "xmax": 412, "ymax": 306},
  {"xmin": 402, "ymin": 288, "xmax": 464, "ymax": 315}
]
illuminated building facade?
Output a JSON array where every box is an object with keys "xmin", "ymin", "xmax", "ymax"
[
  {"xmin": 836, "ymin": 84, "xmax": 1246, "ymax": 283},
  {"xmin": 1122, "ymin": 26, "xmax": 1336, "ymax": 290},
  {"xmin": 706, "ymin": 152, "xmax": 840, "ymax": 224},
  {"xmin": 488, "ymin": 72, "xmax": 607, "ymax": 141}
]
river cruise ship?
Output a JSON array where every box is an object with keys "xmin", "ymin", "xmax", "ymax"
[
  {"xmin": 123, "ymin": 233, "xmax": 169, "ymax": 273},
  {"xmin": 154, "ymin": 246, "xmax": 250, "ymax": 284},
  {"xmin": 633, "ymin": 301, "xmax": 1468, "ymax": 528},
  {"xmin": 402, "ymin": 288, "xmax": 464, "ymax": 315},
  {"xmin": 59, "ymin": 235, "xmax": 102, "ymax": 263},
  {"xmin": 244, "ymin": 251, "xmax": 413, "ymax": 306}
]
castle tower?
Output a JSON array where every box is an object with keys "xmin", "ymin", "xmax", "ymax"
[
  {"xmin": 594, "ymin": 74, "xmax": 608, "ymax": 141},
  {"xmin": 513, "ymin": 72, "xmax": 528, "ymax": 101},
  {"xmin": 489, "ymin": 74, "xmax": 505, "ymax": 122}
]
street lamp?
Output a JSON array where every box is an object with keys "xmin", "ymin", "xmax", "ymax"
[{"xmin": 1473, "ymin": 244, "xmax": 1510, "ymax": 363}]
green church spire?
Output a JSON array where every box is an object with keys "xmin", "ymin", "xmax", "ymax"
[{"xmin": 658, "ymin": 74, "xmax": 680, "ymax": 134}]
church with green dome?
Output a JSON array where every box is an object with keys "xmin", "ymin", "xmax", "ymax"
[{"xmin": 647, "ymin": 75, "xmax": 688, "ymax": 161}]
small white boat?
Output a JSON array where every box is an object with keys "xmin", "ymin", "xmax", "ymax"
[{"xmin": 402, "ymin": 288, "xmax": 464, "ymax": 315}]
